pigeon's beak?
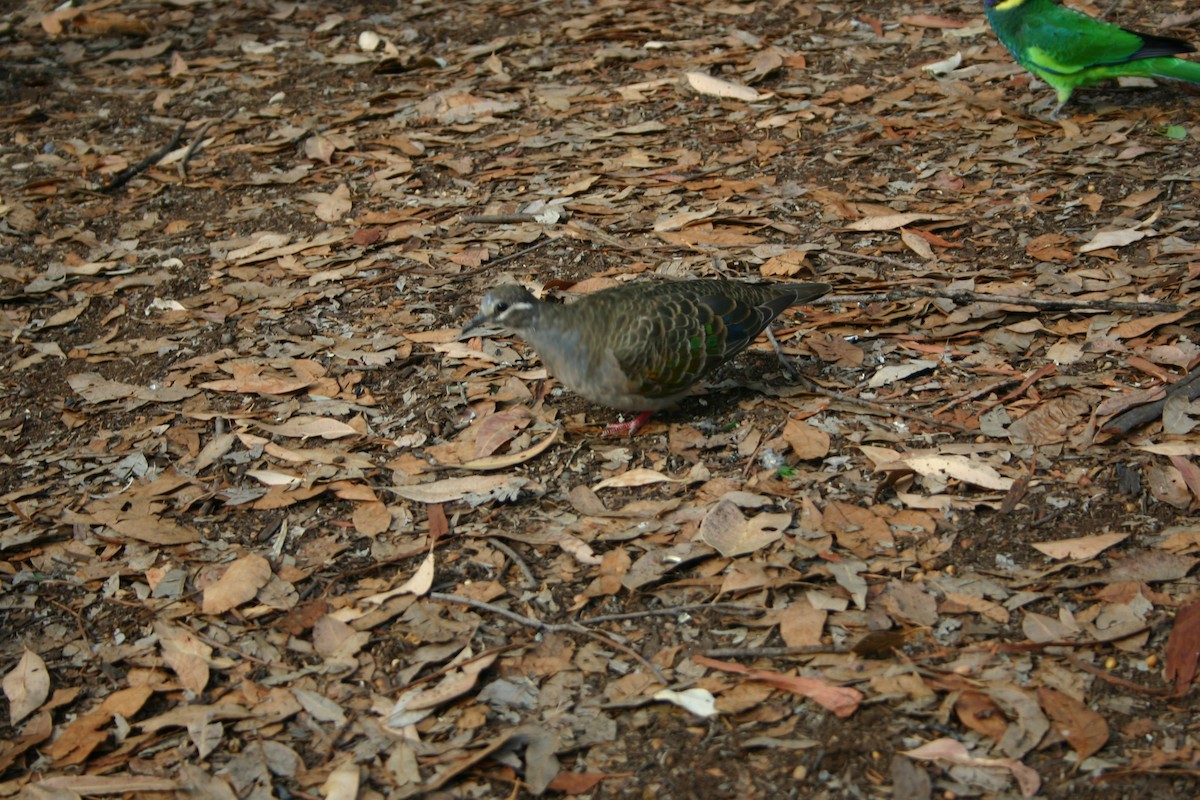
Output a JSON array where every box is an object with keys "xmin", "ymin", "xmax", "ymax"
[{"xmin": 461, "ymin": 311, "xmax": 489, "ymax": 336}]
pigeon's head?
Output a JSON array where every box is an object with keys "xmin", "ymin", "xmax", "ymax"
[{"xmin": 464, "ymin": 284, "xmax": 541, "ymax": 334}]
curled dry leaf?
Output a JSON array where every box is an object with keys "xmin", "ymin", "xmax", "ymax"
[
  {"xmin": 392, "ymin": 473, "xmax": 528, "ymax": 503},
  {"xmin": 321, "ymin": 759, "xmax": 361, "ymax": 800},
  {"xmin": 461, "ymin": 424, "xmax": 559, "ymax": 470},
  {"xmin": 653, "ymin": 688, "xmax": 718, "ymax": 718},
  {"xmin": 202, "ymin": 554, "xmax": 272, "ymax": 615},
  {"xmin": 697, "ymin": 499, "xmax": 792, "ymax": 558},
  {"xmin": 693, "ymin": 655, "xmax": 862, "ymax": 718},
  {"xmin": 782, "ymin": 418, "xmax": 829, "ymax": 460},
  {"xmin": 1037, "ymin": 687, "xmax": 1109, "ymax": 761},
  {"xmin": 867, "ymin": 360, "xmax": 937, "ymax": 389},
  {"xmin": 904, "ymin": 454, "xmax": 1014, "ymax": 492},
  {"xmin": 593, "ymin": 467, "xmax": 682, "ymax": 491},
  {"xmin": 385, "ymin": 650, "xmax": 499, "ymax": 728},
  {"xmin": 3, "ymin": 648, "xmax": 50, "ymax": 725},
  {"xmin": 372, "ymin": 551, "xmax": 435, "ymax": 603},
  {"xmin": 1031, "ymin": 532, "xmax": 1128, "ymax": 561},
  {"xmin": 845, "ymin": 212, "xmax": 955, "ymax": 231},
  {"xmin": 684, "ymin": 71, "xmax": 769, "ymax": 101},
  {"xmin": 155, "ymin": 622, "xmax": 212, "ymax": 695},
  {"xmin": 901, "ymin": 738, "xmax": 1040, "ymax": 798},
  {"xmin": 922, "ymin": 51, "xmax": 962, "ymax": 75}
]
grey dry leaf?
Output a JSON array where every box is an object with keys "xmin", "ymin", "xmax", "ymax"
[
  {"xmin": 902, "ymin": 738, "xmax": 1041, "ymax": 798},
  {"xmin": 155, "ymin": 622, "xmax": 212, "ymax": 695},
  {"xmin": 313, "ymin": 615, "xmax": 371, "ymax": 670},
  {"xmin": 255, "ymin": 416, "xmax": 360, "ymax": 440},
  {"xmin": 1021, "ymin": 611, "xmax": 1080, "ymax": 643},
  {"xmin": 187, "ymin": 718, "xmax": 224, "ymax": 761},
  {"xmin": 696, "ymin": 500, "xmax": 792, "ymax": 558},
  {"xmin": 1079, "ymin": 222, "xmax": 1154, "ymax": 253},
  {"xmin": 386, "ymin": 651, "xmax": 499, "ymax": 728},
  {"xmin": 292, "ymin": 688, "xmax": 349, "ymax": 726},
  {"xmin": 1030, "ymin": 532, "xmax": 1128, "ymax": 561}
]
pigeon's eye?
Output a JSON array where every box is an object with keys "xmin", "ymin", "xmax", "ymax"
[{"xmin": 494, "ymin": 302, "xmax": 509, "ymax": 314}]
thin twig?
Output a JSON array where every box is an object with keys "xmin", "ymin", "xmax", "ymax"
[
  {"xmin": 1065, "ymin": 651, "xmax": 1171, "ymax": 696},
  {"xmin": 824, "ymin": 248, "xmax": 915, "ymax": 271},
  {"xmin": 45, "ymin": 596, "xmax": 93, "ymax": 654},
  {"xmin": 702, "ymin": 644, "xmax": 851, "ymax": 658},
  {"xmin": 100, "ymin": 121, "xmax": 186, "ymax": 193},
  {"xmin": 431, "ymin": 591, "xmax": 548, "ymax": 629},
  {"xmin": 487, "ymin": 537, "xmax": 538, "ymax": 589},
  {"xmin": 797, "ymin": 375, "xmax": 971, "ymax": 433},
  {"xmin": 743, "ymin": 418, "xmax": 786, "ymax": 478},
  {"xmin": 975, "ymin": 363, "xmax": 1057, "ymax": 416},
  {"xmin": 178, "ymin": 621, "xmax": 287, "ymax": 670},
  {"xmin": 822, "ymin": 286, "xmax": 1191, "ymax": 314},
  {"xmin": 931, "ymin": 375, "xmax": 1020, "ymax": 415},
  {"xmin": 180, "ymin": 112, "xmax": 233, "ymax": 178},
  {"xmin": 1103, "ymin": 362, "xmax": 1200, "ymax": 437},
  {"xmin": 988, "ymin": 624, "xmax": 1154, "ymax": 653},
  {"xmin": 580, "ymin": 603, "xmax": 766, "ymax": 625},
  {"xmin": 394, "ymin": 643, "xmax": 521, "ymax": 693},
  {"xmin": 461, "ymin": 213, "xmax": 541, "ymax": 224},
  {"xmin": 429, "ymin": 591, "xmax": 667, "ymax": 683},
  {"xmin": 463, "ymin": 239, "xmax": 555, "ymax": 275}
]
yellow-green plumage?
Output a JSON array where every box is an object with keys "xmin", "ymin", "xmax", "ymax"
[{"xmin": 984, "ymin": 0, "xmax": 1200, "ymax": 114}]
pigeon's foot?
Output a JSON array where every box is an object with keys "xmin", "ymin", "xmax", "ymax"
[{"xmin": 602, "ymin": 411, "xmax": 656, "ymax": 437}]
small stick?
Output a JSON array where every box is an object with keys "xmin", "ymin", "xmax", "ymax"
[
  {"xmin": 487, "ymin": 537, "xmax": 538, "ymax": 589},
  {"xmin": 703, "ymin": 644, "xmax": 851, "ymax": 658},
  {"xmin": 430, "ymin": 591, "xmax": 667, "ymax": 683},
  {"xmin": 462, "ymin": 239, "xmax": 554, "ymax": 274},
  {"xmin": 822, "ymin": 286, "xmax": 1190, "ymax": 314},
  {"xmin": 581, "ymin": 603, "xmax": 765, "ymax": 625},
  {"xmin": 1103, "ymin": 362, "xmax": 1200, "ymax": 436},
  {"xmin": 931, "ymin": 375, "xmax": 1020, "ymax": 415},
  {"xmin": 179, "ymin": 111, "xmax": 233, "ymax": 178},
  {"xmin": 461, "ymin": 213, "xmax": 541, "ymax": 224},
  {"xmin": 975, "ymin": 363, "xmax": 1057, "ymax": 416},
  {"xmin": 100, "ymin": 121, "xmax": 186, "ymax": 193},
  {"xmin": 795, "ymin": 375, "xmax": 971, "ymax": 434},
  {"xmin": 825, "ymin": 248, "xmax": 914, "ymax": 271}
]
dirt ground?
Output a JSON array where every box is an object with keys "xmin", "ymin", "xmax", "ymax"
[{"xmin": 2, "ymin": 0, "xmax": 1199, "ymax": 798}]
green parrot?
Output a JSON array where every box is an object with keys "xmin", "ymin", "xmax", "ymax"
[{"xmin": 983, "ymin": 0, "xmax": 1200, "ymax": 114}]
